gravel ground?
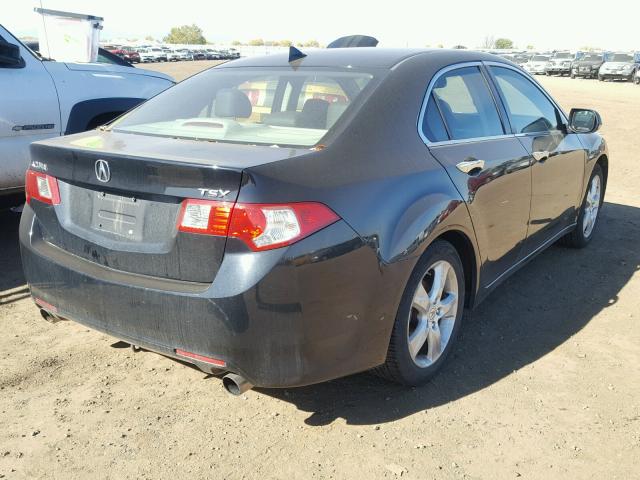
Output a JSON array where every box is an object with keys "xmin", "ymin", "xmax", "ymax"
[{"xmin": 1, "ymin": 64, "xmax": 639, "ymax": 480}]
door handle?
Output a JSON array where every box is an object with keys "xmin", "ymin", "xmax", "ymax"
[
  {"xmin": 532, "ymin": 150, "xmax": 550, "ymax": 162},
  {"xmin": 456, "ymin": 159, "xmax": 485, "ymax": 174}
]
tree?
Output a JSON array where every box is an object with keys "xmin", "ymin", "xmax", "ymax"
[
  {"xmin": 302, "ymin": 40, "xmax": 320, "ymax": 48},
  {"xmin": 482, "ymin": 35, "xmax": 495, "ymax": 49},
  {"xmin": 144, "ymin": 35, "xmax": 155, "ymax": 42},
  {"xmin": 526, "ymin": 44, "xmax": 534, "ymax": 50},
  {"xmin": 231, "ymin": 40, "xmax": 242, "ymax": 46},
  {"xmin": 494, "ymin": 38, "xmax": 514, "ymax": 49},
  {"xmin": 248, "ymin": 38, "xmax": 265, "ymax": 46},
  {"xmin": 163, "ymin": 24, "xmax": 206, "ymax": 45},
  {"xmin": 277, "ymin": 40, "xmax": 292, "ymax": 47}
]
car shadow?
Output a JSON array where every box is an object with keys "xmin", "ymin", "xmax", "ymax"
[
  {"xmin": 257, "ymin": 202, "xmax": 640, "ymax": 425},
  {"xmin": 0, "ymin": 209, "xmax": 26, "ymax": 295},
  {"xmin": 2, "ymin": 202, "xmax": 638, "ymax": 424}
]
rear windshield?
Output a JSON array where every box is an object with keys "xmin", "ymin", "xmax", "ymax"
[
  {"xmin": 112, "ymin": 67, "xmax": 378, "ymax": 147},
  {"xmin": 554, "ymin": 52, "xmax": 572, "ymax": 59},
  {"xmin": 583, "ymin": 54, "xmax": 603, "ymax": 61},
  {"xmin": 532, "ymin": 56, "xmax": 549, "ymax": 61}
]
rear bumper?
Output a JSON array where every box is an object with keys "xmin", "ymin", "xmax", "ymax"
[{"xmin": 20, "ymin": 204, "xmax": 403, "ymax": 388}]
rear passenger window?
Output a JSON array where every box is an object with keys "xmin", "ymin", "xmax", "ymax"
[
  {"xmin": 429, "ymin": 66, "xmax": 504, "ymax": 141},
  {"xmin": 489, "ymin": 66, "xmax": 559, "ymax": 134},
  {"xmin": 422, "ymin": 95, "xmax": 449, "ymax": 142}
]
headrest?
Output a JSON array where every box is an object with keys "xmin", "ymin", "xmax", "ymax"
[
  {"xmin": 297, "ymin": 99, "xmax": 330, "ymax": 129},
  {"xmin": 215, "ymin": 88, "xmax": 252, "ymax": 118}
]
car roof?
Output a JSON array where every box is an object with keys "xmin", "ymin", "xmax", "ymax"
[{"xmin": 218, "ymin": 47, "xmax": 505, "ymax": 69}]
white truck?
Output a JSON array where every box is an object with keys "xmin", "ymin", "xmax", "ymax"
[{"xmin": 0, "ymin": 24, "xmax": 174, "ymax": 206}]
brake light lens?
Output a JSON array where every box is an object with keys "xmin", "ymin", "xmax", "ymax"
[
  {"xmin": 25, "ymin": 169, "xmax": 61, "ymax": 205},
  {"xmin": 176, "ymin": 199, "xmax": 339, "ymax": 251},
  {"xmin": 177, "ymin": 199, "xmax": 232, "ymax": 236},
  {"xmin": 229, "ymin": 203, "xmax": 339, "ymax": 251}
]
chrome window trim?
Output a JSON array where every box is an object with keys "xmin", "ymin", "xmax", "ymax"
[
  {"xmin": 417, "ymin": 61, "xmax": 514, "ymax": 147},
  {"xmin": 417, "ymin": 60, "xmax": 571, "ymax": 147}
]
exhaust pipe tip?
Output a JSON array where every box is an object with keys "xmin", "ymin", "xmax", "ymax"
[
  {"xmin": 222, "ymin": 373, "xmax": 253, "ymax": 396},
  {"xmin": 40, "ymin": 309, "xmax": 64, "ymax": 323}
]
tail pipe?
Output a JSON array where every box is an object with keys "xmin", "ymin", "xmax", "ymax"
[
  {"xmin": 222, "ymin": 373, "xmax": 253, "ymax": 396},
  {"xmin": 40, "ymin": 309, "xmax": 66, "ymax": 323}
]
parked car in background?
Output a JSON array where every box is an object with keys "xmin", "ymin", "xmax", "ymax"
[
  {"xmin": 0, "ymin": 24, "xmax": 174, "ymax": 207},
  {"xmin": 571, "ymin": 52, "xmax": 605, "ymax": 79},
  {"xmin": 545, "ymin": 51, "xmax": 577, "ymax": 76},
  {"xmin": 139, "ymin": 47, "xmax": 167, "ymax": 62},
  {"xmin": 167, "ymin": 49, "xmax": 181, "ymax": 62},
  {"xmin": 512, "ymin": 53, "xmax": 531, "ymax": 65},
  {"xmin": 108, "ymin": 48, "xmax": 140, "ymax": 64},
  {"xmin": 206, "ymin": 49, "xmax": 222, "ymax": 60},
  {"xmin": 635, "ymin": 68, "xmax": 640, "ymax": 85},
  {"xmin": 20, "ymin": 47, "xmax": 607, "ymax": 394},
  {"xmin": 121, "ymin": 48, "xmax": 141, "ymax": 64},
  {"xmin": 177, "ymin": 48, "xmax": 194, "ymax": 61},
  {"xmin": 523, "ymin": 54, "xmax": 550, "ymax": 75},
  {"xmin": 138, "ymin": 48, "xmax": 157, "ymax": 63},
  {"xmin": 192, "ymin": 50, "xmax": 207, "ymax": 60},
  {"xmin": 598, "ymin": 52, "xmax": 639, "ymax": 81}
]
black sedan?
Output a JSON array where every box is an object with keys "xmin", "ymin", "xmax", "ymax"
[{"xmin": 20, "ymin": 47, "xmax": 608, "ymax": 394}]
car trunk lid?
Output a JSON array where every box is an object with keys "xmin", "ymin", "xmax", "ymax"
[{"xmin": 29, "ymin": 130, "xmax": 312, "ymax": 283}]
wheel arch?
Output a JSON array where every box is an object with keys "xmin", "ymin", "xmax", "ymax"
[
  {"xmin": 432, "ymin": 229, "xmax": 478, "ymax": 309},
  {"xmin": 596, "ymin": 154, "xmax": 609, "ymax": 192},
  {"xmin": 65, "ymin": 97, "xmax": 145, "ymax": 134}
]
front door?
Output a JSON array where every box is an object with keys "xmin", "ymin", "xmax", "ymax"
[{"xmin": 487, "ymin": 65, "xmax": 585, "ymax": 253}]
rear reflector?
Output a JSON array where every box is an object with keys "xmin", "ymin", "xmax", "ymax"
[
  {"xmin": 175, "ymin": 349, "xmax": 226, "ymax": 367},
  {"xmin": 25, "ymin": 169, "xmax": 61, "ymax": 205},
  {"xmin": 176, "ymin": 199, "xmax": 339, "ymax": 251},
  {"xmin": 34, "ymin": 297, "xmax": 58, "ymax": 313}
]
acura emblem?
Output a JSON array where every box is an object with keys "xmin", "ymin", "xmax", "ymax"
[{"xmin": 95, "ymin": 159, "xmax": 111, "ymax": 183}]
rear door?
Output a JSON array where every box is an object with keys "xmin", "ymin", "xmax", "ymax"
[
  {"xmin": 486, "ymin": 65, "xmax": 585, "ymax": 254},
  {"xmin": 420, "ymin": 64, "xmax": 533, "ymax": 287}
]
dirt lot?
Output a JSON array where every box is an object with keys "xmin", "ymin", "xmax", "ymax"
[{"xmin": 1, "ymin": 63, "xmax": 639, "ymax": 480}]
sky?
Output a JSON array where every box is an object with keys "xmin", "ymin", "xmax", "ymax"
[{"xmin": 4, "ymin": 0, "xmax": 638, "ymax": 51}]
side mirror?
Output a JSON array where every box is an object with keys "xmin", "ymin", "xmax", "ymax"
[
  {"xmin": 569, "ymin": 108, "xmax": 602, "ymax": 133},
  {"xmin": 0, "ymin": 39, "xmax": 24, "ymax": 68}
]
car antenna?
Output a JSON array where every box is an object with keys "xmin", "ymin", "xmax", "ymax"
[{"xmin": 288, "ymin": 46, "xmax": 307, "ymax": 63}]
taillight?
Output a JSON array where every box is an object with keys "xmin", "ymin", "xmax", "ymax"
[
  {"xmin": 229, "ymin": 203, "xmax": 339, "ymax": 251},
  {"xmin": 25, "ymin": 169, "xmax": 61, "ymax": 205},
  {"xmin": 176, "ymin": 199, "xmax": 339, "ymax": 251},
  {"xmin": 177, "ymin": 199, "xmax": 233, "ymax": 236}
]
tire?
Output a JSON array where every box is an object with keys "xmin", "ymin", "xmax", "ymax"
[
  {"xmin": 599, "ymin": 75, "xmax": 605, "ymax": 81},
  {"xmin": 561, "ymin": 164, "xmax": 604, "ymax": 248},
  {"xmin": 635, "ymin": 76, "xmax": 640, "ymax": 85},
  {"xmin": 373, "ymin": 240, "xmax": 466, "ymax": 386},
  {"xmin": 571, "ymin": 72, "xmax": 576, "ymax": 79}
]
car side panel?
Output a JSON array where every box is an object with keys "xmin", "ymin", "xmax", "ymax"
[{"xmin": 41, "ymin": 62, "xmax": 172, "ymax": 133}]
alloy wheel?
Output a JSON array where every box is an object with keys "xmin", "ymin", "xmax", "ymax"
[
  {"xmin": 407, "ymin": 260, "xmax": 459, "ymax": 368},
  {"xmin": 583, "ymin": 174, "xmax": 601, "ymax": 238}
]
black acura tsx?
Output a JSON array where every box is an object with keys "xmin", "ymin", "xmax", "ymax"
[{"xmin": 20, "ymin": 45, "xmax": 608, "ymax": 394}]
